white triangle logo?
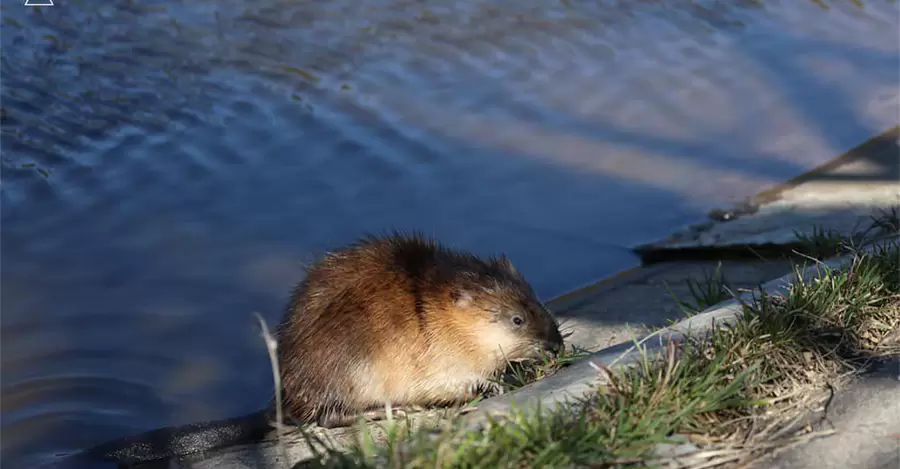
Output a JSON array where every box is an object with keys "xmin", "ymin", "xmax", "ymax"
[{"xmin": 24, "ymin": 0, "xmax": 55, "ymax": 5}]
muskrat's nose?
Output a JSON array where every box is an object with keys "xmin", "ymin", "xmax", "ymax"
[
  {"xmin": 543, "ymin": 338, "xmax": 563, "ymax": 357},
  {"xmin": 545, "ymin": 326, "xmax": 564, "ymax": 356},
  {"xmin": 545, "ymin": 342, "xmax": 562, "ymax": 357}
]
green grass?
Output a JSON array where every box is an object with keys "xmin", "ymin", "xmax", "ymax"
[
  {"xmin": 665, "ymin": 262, "xmax": 732, "ymax": 316},
  {"xmin": 792, "ymin": 205, "xmax": 900, "ymax": 259},
  {"xmin": 868, "ymin": 206, "xmax": 900, "ymax": 236},
  {"xmin": 793, "ymin": 225, "xmax": 859, "ymax": 258},
  {"xmin": 494, "ymin": 344, "xmax": 592, "ymax": 392},
  {"xmin": 293, "ymin": 232, "xmax": 900, "ymax": 469}
]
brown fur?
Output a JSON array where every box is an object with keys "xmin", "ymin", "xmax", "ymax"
[{"xmin": 274, "ymin": 232, "xmax": 564, "ymax": 427}]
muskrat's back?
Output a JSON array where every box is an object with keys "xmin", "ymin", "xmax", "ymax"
[{"xmin": 275, "ymin": 232, "xmax": 564, "ymax": 427}]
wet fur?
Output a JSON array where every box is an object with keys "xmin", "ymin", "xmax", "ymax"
[{"xmin": 79, "ymin": 232, "xmax": 564, "ymax": 463}]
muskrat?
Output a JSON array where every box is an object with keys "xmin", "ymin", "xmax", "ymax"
[{"xmin": 78, "ymin": 232, "xmax": 564, "ymax": 465}]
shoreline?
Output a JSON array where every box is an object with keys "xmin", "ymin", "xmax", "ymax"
[
  {"xmin": 45, "ymin": 128, "xmax": 899, "ymax": 469},
  {"xmin": 547, "ymin": 126, "xmax": 900, "ymax": 312}
]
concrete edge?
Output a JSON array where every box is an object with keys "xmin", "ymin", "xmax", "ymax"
[
  {"xmin": 543, "ymin": 262, "xmax": 671, "ymax": 313},
  {"xmin": 745, "ymin": 126, "xmax": 900, "ymax": 207},
  {"xmin": 630, "ymin": 125, "xmax": 900, "ymax": 259},
  {"xmin": 460, "ymin": 235, "xmax": 899, "ymax": 430}
]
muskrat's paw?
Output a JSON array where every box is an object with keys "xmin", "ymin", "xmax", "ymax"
[
  {"xmin": 317, "ymin": 405, "xmax": 424, "ymax": 428},
  {"xmin": 316, "ymin": 412, "xmax": 358, "ymax": 429},
  {"xmin": 359, "ymin": 405, "xmax": 423, "ymax": 422}
]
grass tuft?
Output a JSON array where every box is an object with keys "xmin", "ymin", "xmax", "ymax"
[
  {"xmin": 793, "ymin": 225, "xmax": 860, "ymax": 259},
  {"xmin": 666, "ymin": 262, "xmax": 732, "ymax": 316},
  {"xmin": 793, "ymin": 205, "xmax": 900, "ymax": 260},
  {"xmin": 495, "ymin": 344, "xmax": 592, "ymax": 392},
  {"xmin": 868, "ymin": 205, "xmax": 900, "ymax": 236}
]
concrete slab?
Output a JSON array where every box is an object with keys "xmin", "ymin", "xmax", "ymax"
[
  {"xmin": 547, "ymin": 258, "xmax": 795, "ymax": 351},
  {"xmin": 635, "ymin": 127, "xmax": 900, "ymax": 257},
  {"xmin": 755, "ymin": 359, "xmax": 900, "ymax": 469}
]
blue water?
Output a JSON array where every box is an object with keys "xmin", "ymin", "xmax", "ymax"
[{"xmin": 2, "ymin": 0, "xmax": 898, "ymax": 466}]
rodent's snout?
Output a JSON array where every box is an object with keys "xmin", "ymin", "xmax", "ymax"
[
  {"xmin": 544, "ymin": 321, "xmax": 565, "ymax": 356},
  {"xmin": 542, "ymin": 339, "xmax": 563, "ymax": 357}
]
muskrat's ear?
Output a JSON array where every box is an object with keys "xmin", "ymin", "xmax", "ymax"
[
  {"xmin": 496, "ymin": 254, "xmax": 518, "ymax": 275},
  {"xmin": 451, "ymin": 289, "xmax": 474, "ymax": 307}
]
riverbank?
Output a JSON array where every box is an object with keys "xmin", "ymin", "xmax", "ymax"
[
  {"xmin": 311, "ymin": 232, "xmax": 900, "ymax": 469},
  {"xmin": 172, "ymin": 219, "xmax": 900, "ymax": 469}
]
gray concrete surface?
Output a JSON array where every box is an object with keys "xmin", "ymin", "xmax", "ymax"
[
  {"xmin": 636, "ymin": 127, "xmax": 900, "ymax": 252},
  {"xmin": 548, "ymin": 258, "xmax": 795, "ymax": 351},
  {"xmin": 756, "ymin": 359, "xmax": 900, "ymax": 469}
]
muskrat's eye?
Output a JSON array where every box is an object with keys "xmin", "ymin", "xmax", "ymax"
[{"xmin": 511, "ymin": 315, "xmax": 524, "ymax": 327}]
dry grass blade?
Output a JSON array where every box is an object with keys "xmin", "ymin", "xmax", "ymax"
[{"xmin": 253, "ymin": 311, "xmax": 289, "ymax": 467}]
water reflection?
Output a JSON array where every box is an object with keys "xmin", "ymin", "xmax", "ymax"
[{"xmin": 1, "ymin": 0, "xmax": 897, "ymax": 466}]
